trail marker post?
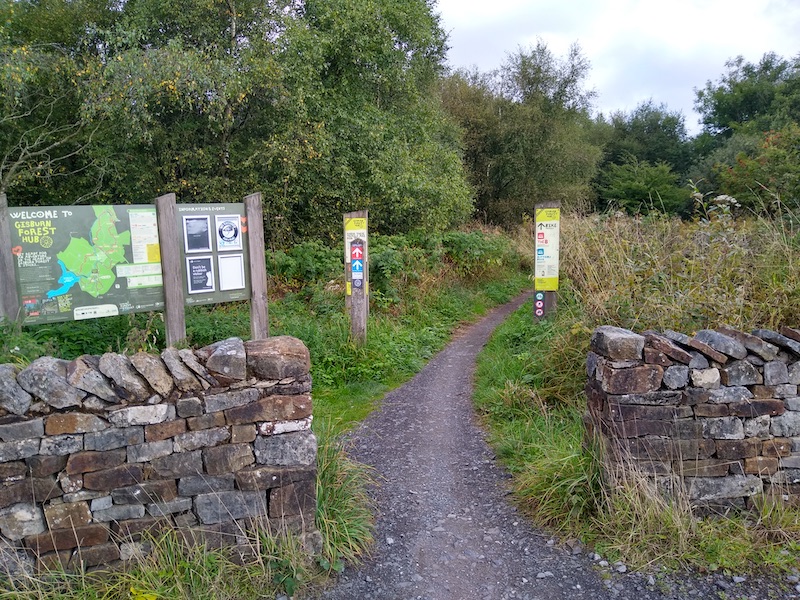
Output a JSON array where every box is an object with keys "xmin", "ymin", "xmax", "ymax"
[
  {"xmin": 344, "ymin": 211, "xmax": 368, "ymax": 344},
  {"xmin": 533, "ymin": 202, "xmax": 560, "ymax": 320}
]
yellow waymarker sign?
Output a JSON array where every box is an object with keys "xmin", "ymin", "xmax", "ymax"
[{"xmin": 534, "ymin": 207, "xmax": 560, "ymax": 291}]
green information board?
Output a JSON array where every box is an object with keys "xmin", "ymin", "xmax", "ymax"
[{"xmin": 8, "ymin": 205, "xmax": 164, "ymax": 324}]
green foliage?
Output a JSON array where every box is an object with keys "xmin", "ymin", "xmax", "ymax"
[
  {"xmin": 269, "ymin": 241, "xmax": 343, "ymax": 287},
  {"xmin": 441, "ymin": 41, "xmax": 602, "ymax": 226},
  {"xmin": 599, "ymin": 100, "xmax": 692, "ymax": 175},
  {"xmin": 695, "ymin": 52, "xmax": 800, "ymax": 137},
  {"xmin": 716, "ymin": 123, "xmax": 800, "ymax": 213},
  {"xmin": 596, "ymin": 154, "xmax": 692, "ymax": 215}
]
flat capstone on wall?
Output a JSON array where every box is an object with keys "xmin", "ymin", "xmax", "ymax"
[
  {"xmin": 586, "ymin": 325, "xmax": 800, "ymax": 511},
  {"xmin": 0, "ymin": 335, "xmax": 319, "ymax": 574}
]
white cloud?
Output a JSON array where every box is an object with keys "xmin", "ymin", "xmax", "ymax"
[{"xmin": 436, "ymin": 0, "xmax": 800, "ymax": 134}]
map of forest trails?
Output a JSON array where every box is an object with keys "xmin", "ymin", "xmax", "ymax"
[{"xmin": 56, "ymin": 206, "xmax": 131, "ymax": 297}]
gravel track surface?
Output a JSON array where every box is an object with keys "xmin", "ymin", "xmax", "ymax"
[{"xmin": 315, "ymin": 292, "xmax": 797, "ymax": 600}]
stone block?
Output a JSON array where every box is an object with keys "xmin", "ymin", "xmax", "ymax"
[
  {"xmin": 62, "ymin": 490, "xmax": 106, "ymax": 503},
  {"xmin": 771, "ymin": 412, "xmax": 800, "ymax": 437},
  {"xmin": 224, "ymin": 394, "xmax": 313, "ymax": 425},
  {"xmin": 107, "ymin": 404, "xmax": 174, "ymax": 427},
  {"xmin": 17, "ymin": 357, "xmax": 86, "ymax": 409},
  {"xmin": 45, "ymin": 414, "xmax": 108, "ymax": 435},
  {"xmin": 83, "ymin": 464, "xmax": 144, "ymax": 491},
  {"xmin": 0, "ymin": 461, "xmax": 28, "ymax": 481},
  {"xmin": 720, "ymin": 360, "xmax": 762, "ymax": 386},
  {"xmin": 599, "ymin": 364, "xmax": 663, "ymax": 395},
  {"xmin": 694, "ymin": 330, "xmax": 747, "ymax": 359},
  {"xmin": 663, "ymin": 330, "xmax": 728, "ymax": 364},
  {"xmin": 231, "ymin": 425, "xmax": 257, "ymax": 444},
  {"xmin": 674, "ymin": 459, "xmax": 732, "ymax": 477},
  {"xmin": 66, "ymin": 356, "xmax": 118, "ymax": 403},
  {"xmin": 173, "ymin": 427, "xmax": 230, "ymax": 452},
  {"xmin": 703, "ymin": 417, "xmax": 744, "ymax": 440},
  {"xmin": 744, "ymin": 456, "xmax": 779, "ymax": 475},
  {"xmin": 259, "ymin": 416, "xmax": 313, "ymax": 436},
  {"xmin": 789, "ymin": 362, "xmax": 800, "ymax": 385},
  {"xmin": 127, "ymin": 440, "xmax": 174, "ymax": 463},
  {"xmin": 770, "ymin": 469, "xmax": 800, "ymax": 485},
  {"xmin": 644, "ymin": 347, "xmax": 672, "ymax": 367},
  {"xmin": 187, "ymin": 412, "xmax": 227, "ymax": 431},
  {"xmin": 99, "ymin": 353, "xmax": 152, "ymax": 402},
  {"xmin": 764, "ymin": 361, "xmax": 790, "ymax": 386},
  {"xmin": 151, "ymin": 451, "xmax": 203, "ymax": 479},
  {"xmin": 608, "ymin": 391, "xmax": 683, "ymax": 406},
  {"xmin": 147, "ymin": 497, "xmax": 192, "ymax": 517},
  {"xmin": 39, "ymin": 434, "xmax": 83, "ymax": 456},
  {"xmin": 617, "ymin": 437, "xmax": 715, "ymax": 461},
  {"xmin": 683, "ymin": 388, "xmax": 710, "ymax": 405},
  {"xmin": 694, "ymin": 403, "xmax": 729, "ymax": 417},
  {"xmin": 750, "ymin": 385, "xmax": 778, "ymax": 399},
  {"xmin": 752, "ymin": 329, "xmax": 800, "ymax": 356},
  {"xmin": 776, "ymin": 384, "xmax": 798, "ymax": 398},
  {"xmin": 25, "ymin": 523, "xmax": 109, "ymax": 555},
  {"xmin": 708, "ymin": 386, "xmax": 754, "ymax": 404},
  {"xmin": 236, "ymin": 465, "xmax": 316, "ymax": 491},
  {"xmin": 269, "ymin": 480, "xmax": 315, "ymax": 518},
  {"xmin": 90, "ymin": 496, "xmax": 113, "ymax": 511},
  {"xmin": 203, "ymin": 443, "xmax": 254, "ymax": 475},
  {"xmin": 176, "ymin": 397, "xmax": 203, "ymax": 418},
  {"xmin": 177, "ymin": 348, "xmax": 217, "ymax": 388},
  {"xmin": 203, "ymin": 337, "xmax": 247, "ymax": 381},
  {"xmin": 178, "ymin": 475, "xmax": 235, "ymax": 496},
  {"xmin": 686, "ymin": 475, "xmax": 762, "ymax": 501},
  {"xmin": 728, "ymin": 400, "xmax": 784, "ymax": 418},
  {"xmin": 73, "ymin": 542, "xmax": 120, "ymax": 568},
  {"xmin": 58, "ymin": 472, "xmax": 82, "ymax": 494},
  {"xmin": 590, "ymin": 326, "xmax": 644, "ymax": 360},
  {"xmin": 0, "ymin": 365, "xmax": 32, "ymax": 415},
  {"xmin": 245, "ymin": 336, "xmax": 311, "ymax": 379},
  {"xmin": 0, "ymin": 504, "xmax": 45, "ymax": 540},
  {"xmin": 254, "ymin": 431, "xmax": 317, "ymax": 466},
  {"xmin": 66, "ymin": 448, "xmax": 126, "ymax": 475},
  {"xmin": 194, "ymin": 491, "xmax": 267, "ymax": 525},
  {"xmin": 44, "ymin": 501, "xmax": 91, "ymax": 530},
  {"xmin": 743, "ymin": 415, "xmax": 771, "ymax": 438},
  {"xmin": 690, "ymin": 368, "xmax": 720, "ymax": 389},
  {"xmin": 203, "ymin": 389, "xmax": 260, "ymax": 414},
  {"xmin": 145, "ymin": 419, "xmax": 187, "ymax": 442},
  {"xmin": 688, "ymin": 352, "xmax": 710, "ymax": 369},
  {"xmin": 161, "ymin": 348, "xmax": 202, "ymax": 392},
  {"xmin": 0, "ymin": 438, "xmax": 40, "ymax": 462},
  {"xmin": 662, "ymin": 365, "xmax": 689, "ymax": 390},
  {"xmin": 645, "ymin": 333, "xmax": 693, "ymax": 363},
  {"xmin": 84, "ymin": 426, "xmax": 144, "ymax": 451},
  {"xmin": 112, "ymin": 480, "xmax": 178, "ymax": 505},
  {"xmin": 112, "ymin": 516, "xmax": 170, "ymax": 541},
  {"xmin": 130, "ymin": 352, "xmax": 175, "ymax": 397},
  {"xmin": 0, "ymin": 418, "xmax": 44, "ymax": 441},
  {"xmin": 717, "ymin": 326, "xmax": 779, "ymax": 361},
  {"xmin": 606, "ymin": 402, "xmax": 692, "ymax": 421},
  {"xmin": 93, "ymin": 504, "xmax": 146, "ymax": 522},
  {"xmin": 715, "ymin": 438, "xmax": 761, "ymax": 460}
]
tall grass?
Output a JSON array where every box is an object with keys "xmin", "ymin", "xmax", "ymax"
[{"xmin": 476, "ymin": 210, "xmax": 800, "ymax": 573}]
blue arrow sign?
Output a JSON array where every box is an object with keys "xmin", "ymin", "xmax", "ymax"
[{"xmin": 352, "ymin": 259, "xmax": 364, "ymax": 272}]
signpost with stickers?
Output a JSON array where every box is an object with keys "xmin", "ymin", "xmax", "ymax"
[
  {"xmin": 533, "ymin": 202, "xmax": 560, "ymax": 320},
  {"xmin": 344, "ymin": 210, "xmax": 368, "ymax": 344}
]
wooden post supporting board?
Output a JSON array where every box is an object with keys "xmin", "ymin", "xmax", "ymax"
[
  {"xmin": 344, "ymin": 210, "xmax": 368, "ymax": 344},
  {"xmin": 245, "ymin": 192, "xmax": 269, "ymax": 339},
  {"xmin": 533, "ymin": 201, "xmax": 560, "ymax": 321},
  {"xmin": 0, "ymin": 193, "xmax": 20, "ymax": 322},
  {"xmin": 155, "ymin": 193, "xmax": 186, "ymax": 346}
]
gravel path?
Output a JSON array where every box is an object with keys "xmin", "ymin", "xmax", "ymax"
[{"xmin": 315, "ymin": 292, "xmax": 798, "ymax": 600}]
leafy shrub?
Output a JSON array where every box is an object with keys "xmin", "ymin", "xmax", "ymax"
[{"xmin": 268, "ymin": 241, "xmax": 342, "ymax": 286}]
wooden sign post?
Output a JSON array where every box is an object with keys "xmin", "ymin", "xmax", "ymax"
[
  {"xmin": 155, "ymin": 193, "xmax": 186, "ymax": 346},
  {"xmin": 533, "ymin": 201, "xmax": 560, "ymax": 320},
  {"xmin": 244, "ymin": 192, "xmax": 269, "ymax": 340},
  {"xmin": 0, "ymin": 193, "xmax": 20, "ymax": 322},
  {"xmin": 344, "ymin": 210, "xmax": 368, "ymax": 344}
]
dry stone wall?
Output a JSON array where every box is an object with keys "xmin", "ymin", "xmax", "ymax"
[
  {"xmin": 585, "ymin": 325, "xmax": 800, "ymax": 510},
  {"xmin": 0, "ymin": 336, "xmax": 317, "ymax": 574}
]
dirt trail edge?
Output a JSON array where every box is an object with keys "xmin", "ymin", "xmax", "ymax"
[{"xmin": 315, "ymin": 291, "xmax": 793, "ymax": 600}]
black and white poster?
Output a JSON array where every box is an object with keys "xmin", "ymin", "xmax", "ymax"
[
  {"xmin": 186, "ymin": 256, "xmax": 215, "ymax": 294},
  {"xmin": 215, "ymin": 215, "xmax": 242, "ymax": 251}
]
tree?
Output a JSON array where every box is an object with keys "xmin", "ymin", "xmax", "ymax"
[
  {"xmin": 441, "ymin": 42, "xmax": 602, "ymax": 225},
  {"xmin": 602, "ymin": 100, "xmax": 691, "ymax": 174},
  {"xmin": 695, "ymin": 52, "xmax": 800, "ymax": 137},
  {"xmin": 596, "ymin": 153, "xmax": 691, "ymax": 215}
]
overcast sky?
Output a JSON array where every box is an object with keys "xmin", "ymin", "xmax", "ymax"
[{"xmin": 435, "ymin": 0, "xmax": 800, "ymax": 135}]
